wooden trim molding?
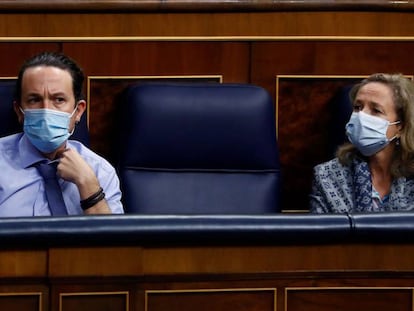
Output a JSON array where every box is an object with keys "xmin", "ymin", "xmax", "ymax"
[
  {"xmin": 145, "ymin": 288, "xmax": 277, "ymax": 311},
  {"xmin": 0, "ymin": 292, "xmax": 42, "ymax": 311},
  {"xmin": 0, "ymin": 0, "xmax": 413, "ymax": 13},
  {"xmin": 59, "ymin": 291, "xmax": 129, "ymax": 311}
]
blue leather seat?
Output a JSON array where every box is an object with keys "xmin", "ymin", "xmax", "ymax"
[
  {"xmin": 118, "ymin": 82, "xmax": 281, "ymax": 214},
  {"xmin": 0, "ymin": 80, "xmax": 21, "ymax": 137},
  {"xmin": 327, "ymin": 84, "xmax": 353, "ymax": 156},
  {"xmin": 0, "ymin": 80, "xmax": 90, "ymax": 146}
]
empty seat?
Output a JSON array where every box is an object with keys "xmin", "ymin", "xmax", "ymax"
[{"xmin": 118, "ymin": 82, "xmax": 281, "ymax": 214}]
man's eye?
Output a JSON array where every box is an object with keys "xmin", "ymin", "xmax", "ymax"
[
  {"xmin": 353, "ymin": 105, "xmax": 362, "ymax": 111},
  {"xmin": 56, "ymin": 97, "xmax": 65, "ymax": 103},
  {"xmin": 28, "ymin": 98, "xmax": 40, "ymax": 103}
]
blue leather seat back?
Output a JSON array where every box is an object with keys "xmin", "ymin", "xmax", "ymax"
[
  {"xmin": 119, "ymin": 83, "xmax": 281, "ymax": 214},
  {"xmin": 328, "ymin": 85, "xmax": 353, "ymax": 156},
  {"xmin": 0, "ymin": 80, "xmax": 21, "ymax": 137},
  {"xmin": 0, "ymin": 80, "xmax": 90, "ymax": 146}
]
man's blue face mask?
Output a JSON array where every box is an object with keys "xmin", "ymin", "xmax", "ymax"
[
  {"xmin": 345, "ymin": 111, "xmax": 400, "ymax": 157},
  {"xmin": 21, "ymin": 107, "xmax": 77, "ymax": 153}
]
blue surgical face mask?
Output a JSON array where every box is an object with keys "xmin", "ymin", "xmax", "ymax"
[
  {"xmin": 21, "ymin": 107, "xmax": 77, "ymax": 153},
  {"xmin": 345, "ymin": 111, "xmax": 400, "ymax": 157}
]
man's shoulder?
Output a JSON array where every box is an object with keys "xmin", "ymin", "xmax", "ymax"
[
  {"xmin": 67, "ymin": 139, "xmax": 94, "ymax": 155},
  {"xmin": 67, "ymin": 140, "xmax": 103, "ymax": 163},
  {"xmin": 67, "ymin": 139, "xmax": 115, "ymax": 172},
  {"xmin": 0, "ymin": 133, "xmax": 23, "ymax": 149}
]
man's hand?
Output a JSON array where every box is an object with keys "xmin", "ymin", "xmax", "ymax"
[{"xmin": 56, "ymin": 148, "xmax": 111, "ymax": 214}]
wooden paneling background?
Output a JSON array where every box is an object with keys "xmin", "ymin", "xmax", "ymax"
[
  {"xmin": 2, "ymin": 242, "xmax": 414, "ymax": 311},
  {"xmin": 1, "ymin": 1, "xmax": 414, "ymax": 212}
]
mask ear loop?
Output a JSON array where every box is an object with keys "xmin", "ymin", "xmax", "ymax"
[
  {"xmin": 68, "ymin": 104, "xmax": 79, "ymax": 136},
  {"xmin": 69, "ymin": 103, "xmax": 79, "ymax": 118},
  {"xmin": 388, "ymin": 120, "xmax": 401, "ymax": 145}
]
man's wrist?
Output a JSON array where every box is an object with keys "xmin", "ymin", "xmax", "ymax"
[{"xmin": 80, "ymin": 187, "xmax": 105, "ymax": 210}]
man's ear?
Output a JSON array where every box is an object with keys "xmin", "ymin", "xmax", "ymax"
[
  {"xmin": 13, "ymin": 101, "xmax": 24, "ymax": 124},
  {"xmin": 74, "ymin": 100, "xmax": 86, "ymax": 123}
]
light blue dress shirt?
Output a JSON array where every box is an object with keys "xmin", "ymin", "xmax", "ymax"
[{"xmin": 0, "ymin": 133, "xmax": 124, "ymax": 217}]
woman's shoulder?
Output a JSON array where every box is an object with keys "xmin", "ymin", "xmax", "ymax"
[
  {"xmin": 313, "ymin": 157, "xmax": 354, "ymax": 182},
  {"xmin": 314, "ymin": 157, "xmax": 346, "ymax": 172}
]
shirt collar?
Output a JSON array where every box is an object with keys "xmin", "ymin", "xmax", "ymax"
[{"xmin": 19, "ymin": 134, "xmax": 48, "ymax": 168}]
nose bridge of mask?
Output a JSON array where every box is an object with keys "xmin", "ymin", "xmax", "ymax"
[
  {"xmin": 20, "ymin": 105, "xmax": 77, "ymax": 115},
  {"xmin": 21, "ymin": 107, "xmax": 76, "ymax": 124},
  {"xmin": 22, "ymin": 106, "xmax": 78, "ymax": 134},
  {"xmin": 360, "ymin": 111, "xmax": 401, "ymax": 127},
  {"xmin": 22, "ymin": 108, "xmax": 73, "ymax": 153},
  {"xmin": 346, "ymin": 111, "xmax": 399, "ymax": 157},
  {"xmin": 23, "ymin": 108, "xmax": 72, "ymax": 129},
  {"xmin": 358, "ymin": 111, "xmax": 389, "ymax": 132}
]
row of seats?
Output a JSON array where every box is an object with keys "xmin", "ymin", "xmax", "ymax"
[{"xmin": 0, "ymin": 81, "xmax": 352, "ymax": 214}]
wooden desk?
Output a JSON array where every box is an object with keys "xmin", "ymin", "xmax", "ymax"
[{"xmin": 0, "ymin": 214, "xmax": 413, "ymax": 311}]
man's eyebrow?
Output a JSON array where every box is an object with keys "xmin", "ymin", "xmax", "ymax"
[
  {"xmin": 25, "ymin": 92, "xmax": 41, "ymax": 97},
  {"xmin": 51, "ymin": 92, "xmax": 69, "ymax": 97},
  {"xmin": 26, "ymin": 91, "xmax": 68, "ymax": 97}
]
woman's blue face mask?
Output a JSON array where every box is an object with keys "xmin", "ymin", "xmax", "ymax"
[
  {"xmin": 20, "ymin": 107, "xmax": 77, "ymax": 153},
  {"xmin": 345, "ymin": 111, "xmax": 400, "ymax": 156}
]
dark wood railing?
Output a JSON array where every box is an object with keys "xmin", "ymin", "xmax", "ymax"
[{"xmin": 0, "ymin": 0, "xmax": 413, "ymax": 12}]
